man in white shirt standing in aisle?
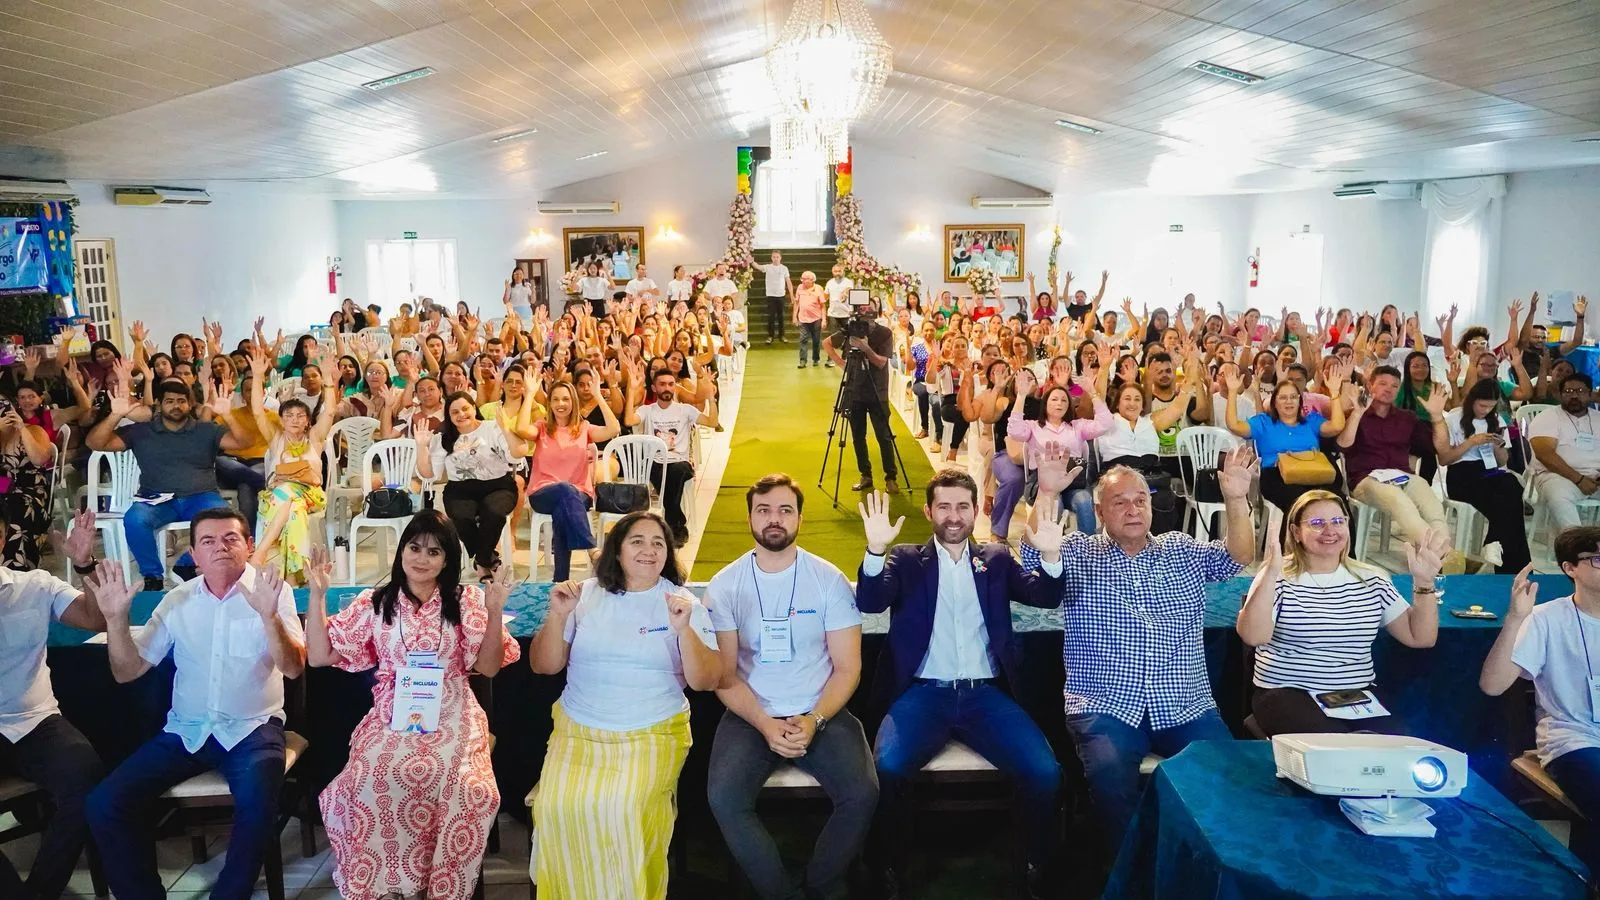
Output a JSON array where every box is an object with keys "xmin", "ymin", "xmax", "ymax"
[
  {"xmin": 754, "ymin": 250, "xmax": 794, "ymax": 345},
  {"xmin": 626, "ymin": 262, "xmax": 660, "ymax": 303},
  {"xmin": 1529, "ymin": 372, "xmax": 1600, "ymax": 532},
  {"xmin": 87, "ymin": 508, "xmax": 307, "ymax": 900},
  {"xmin": 705, "ymin": 262, "xmax": 739, "ymax": 303},
  {"xmin": 626, "ymin": 369, "xmax": 719, "ymax": 548},
  {"xmin": 0, "ymin": 509, "xmax": 108, "ymax": 900},
  {"xmin": 824, "ymin": 264, "xmax": 855, "ymax": 368},
  {"xmin": 856, "ymin": 470, "xmax": 1069, "ymax": 899},
  {"xmin": 705, "ymin": 474, "xmax": 876, "ymax": 900}
]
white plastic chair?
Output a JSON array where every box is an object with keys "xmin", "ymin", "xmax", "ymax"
[
  {"xmin": 599, "ymin": 435, "xmax": 669, "ymax": 533},
  {"xmin": 345, "ymin": 440, "xmax": 420, "ymax": 583},
  {"xmin": 323, "ymin": 416, "xmax": 381, "ymax": 548},
  {"xmin": 1175, "ymin": 426, "xmax": 1241, "ymax": 541},
  {"xmin": 72, "ymin": 450, "xmax": 140, "ymax": 579}
]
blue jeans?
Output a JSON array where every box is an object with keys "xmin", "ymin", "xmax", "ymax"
[
  {"xmin": 122, "ymin": 490, "xmax": 227, "ymax": 579},
  {"xmin": 528, "ymin": 482, "xmax": 594, "ymax": 581},
  {"xmin": 1066, "ymin": 709, "xmax": 1231, "ymax": 854},
  {"xmin": 798, "ymin": 321, "xmax": 822, "ymax": 364},
  {"xmin": 215, "ymin": 456, "xmax": 265, "ymax": 526},
  {"xmin": 1546, "ymin": 747, "xmax": 1600, "ymax": 874},
  {"xmin": 875, "ymin": 682, "xmax": 1060, "ymax": 864},
  {"xmin": 1038, "ymin": 490, "xmax": 1098, "ymax": 536},
  {"xmin": 88, "ymin": 721, "xmax": 286, "ymax": 900}
]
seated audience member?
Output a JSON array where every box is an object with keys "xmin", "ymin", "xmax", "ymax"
[
  {"xmin": 246, "ymin": 351, "xmax": 337, "ymax": 582},
  {"xmin": 1225, "ymin": 362, "xmax": 1349, "ymax": 511},
  {"xmin": 520, "ymin": 382, "xmax": 621, "ymax": 581},
  {"xmin": 414, "ymin": 393, "xmax": 529, "ymax": 579},
  {"xmin": 625, "ymin": 369, "xmax": 719, "ymax": 547},
  {"xmin": 86, "ymin": 379, "xmax": 254, "ymax": 591},
  {"xmin": 1529, "ymin": 374, "xmax": 1600, "ymax": 533},
  {"xmin": 87, "ymin": 508, "xmax": 306, "ymax": 900},
  {"xmin": 1007, "ymin": 378, "xmax": 1112, "ymax": 535},
  {"xmin": 1146, "ymin": 350, "xmax": 1212, "ymax": 456},
  {"xmin": 1239, "ymin": 491, "xmax": 1447, "ymax": 736},
  {"xmin": 1336, "ymin": 366, "xmax": 1449, "ymax": 550},
  {"xmin": 0, "ymin": 397, "xmax": 55, "ymax": 569},
  {"xmin": 527, "ymin": 511, "xmax": 719, "ymax": 898},
  {"xmin": 306, "ymin": 515, "xmax": 518, "ymax": 900},
  {"xmin": 1099, "ymin": 380, "xmax": 1192, "ymax": 473},
  {"xmin": 0, "ymin": 510, "xmax": 107, "ymax": 900},
  {"xmin": 705, "ymin": 475, "xmax": 875, "ymax": 900},
  {"xmin": 1021, "ymin": 449, "xmax": 1256, "ymax": 857},
  {"xmin": 1481, "ymin": 532, "xmax": 1600, "ymax": 875},
  {"xmin": 856, "ymin": 471, "xmax": 1068, "ymax": 895},
  {"xmin": 211, "ymin": 359, "xmax": 272, "ymax": 529},
  {"xmin": 1433, "ymin": 378, "xmax": 1531, "ymax": 573}
]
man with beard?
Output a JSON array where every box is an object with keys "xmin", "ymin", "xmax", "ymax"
[
  {"xmin": 86, "ymin": 378, "xmax": 254, "ymax": 592},
  {"xmin": 1146, "ymin": 350, "xmax": 1212, "ymax": 458},
  {"xmin": 857, "ymin": 469, "xmax": 1068, "ymax": 899},
  {"xmin": 704, "ymin": 474, "xmax": 875, "ymax": 900},
  {"xmin": 625, "ymin": 369, "xmax": 718, "ymax": 546},
  {"xmin": 1529, "ymin": 372, "xmax": 1600, "ymax": 532}
]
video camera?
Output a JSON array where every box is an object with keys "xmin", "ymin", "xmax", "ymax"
[{"xmin": 844, "ymin": 289, "xmax": 875, "ymax": 342}]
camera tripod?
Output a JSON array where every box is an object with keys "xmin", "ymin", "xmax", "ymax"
[{"xmin": 818, "ymin": 347, "xmax": 909, "ymax": 508}]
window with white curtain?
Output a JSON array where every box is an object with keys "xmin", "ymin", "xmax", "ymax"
[
  {"xmin": 366, "ymin": 239, "xmax": 459, "ymax": 310},
  {"xmin": 754, "ymin": 161, "xmax": 829, "ymax": 247},
  {"xmin": 1425, "ymin": 223, "xmax": 1481, "ymax": 314}
]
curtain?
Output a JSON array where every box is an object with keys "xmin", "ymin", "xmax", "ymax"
[{"xmin": 1419, "ymin": 175, "xmax": 1505, "ymax": 341}]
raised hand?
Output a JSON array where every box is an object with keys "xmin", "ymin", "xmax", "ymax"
[
  {"xmin": 51, "ymin": 509, "xmax": 97, "ymax": 568},
  {"xmin": 129, "ymin": 320, "xmax": 148, "ymax": 343},
  {"xmin": 246, "ymin": 566, "xmax": 286, "ymax": 620},
  {"xmin": 1510, "ymin": 563, "xmax": 1538, "ymax": 618},
  {"xmin": 107, "ymin": 382, "xmax": 133, "ymax": 418},
  {"xmin": 412, "ymin": 417, "xmax": 434, "ymax": 448},
  {"xmin": 1422, "ymin": 385, "xmax": 1448, "ymax": 419},
  {"xmin": 87, "ymin": 560, "xmax": 137, "ymax": 621},
  {"xmin": 1223, "ymin": 367, "xmax": 1244, "ymax": 395},
  {"xmin": 858, "ymin": 490, "xmax": 905, "ymax": 555},
  {"xmin": 484, "ymin": 565, "xmax": 513, "ymax": 613},
  {"xmin": 1579, "ymin": 296, "xmax": 1590, "ymax": 318},
  {"xmin": 1261, "ymin": 519, "xmax": 1285, "ymax": 574},
  {"xmin": 306, "ymin": 546, "xmax": 333, "ymax": 596},
  {"xmin": 1022, "ymin": 503, "xmax": 1068, "ymax": 559},
  {"xmin": 549, "ymin": 580, "xmax": 581, "ymax": 617},
  {"xmin": 1403, "ymin": 525, "xmax": 1451, "ymax": 586},
  {"xmin": 665, "ymin": 592, "xmax": 694, "ymax": 633},
  {"xmin": 1219, "ymin": 444, "xmax": 1259, "ymax": 501},
  {"xmin": 207, "ymin": 388, "xmax": 232, "ymax": 420}
]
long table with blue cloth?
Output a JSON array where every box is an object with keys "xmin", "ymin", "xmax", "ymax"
[{"xmin": 41, "ymin": 572, "xmax": 1569, "ymax": 889}]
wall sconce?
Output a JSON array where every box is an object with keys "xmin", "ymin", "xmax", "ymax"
[
  {"xmin": 908, "ymin": 224, "xmax": 933, "ymax": 241},
  {"xmin": 526, "ymin": 228, "xmax": 554, "ymax": 245},
  {"xmin": 655, "ymin": 224, "xmax": 681, "ymax": 241}
]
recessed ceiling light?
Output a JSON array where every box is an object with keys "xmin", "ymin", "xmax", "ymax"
[
  {"xmin": 491, "ymin": 128, "xmax": 539, "ymax": 144},
  {"xmin": 1190, "ymin": 60, "xmax": 1264, "ymax": 85},
  {"xmin": 575, "ymin": 151, "xmax": 608, "ymax": 161},
  {"xmin": 362, "ymin": 66, "xmax": 436, "ymax": 91},
  {"xmin": 1054, "ymin": 119, "xmax": 1102, "ymax": 135}
]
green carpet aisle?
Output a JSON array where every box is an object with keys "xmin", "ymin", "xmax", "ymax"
[{"xmin": 692, "ymin": 343, "xmax": 937, "ymax": 579}]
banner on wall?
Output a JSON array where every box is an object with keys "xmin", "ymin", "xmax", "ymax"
[{"xmin": 0, "ymin": 217, "xmax": 48, "ymax": 296}]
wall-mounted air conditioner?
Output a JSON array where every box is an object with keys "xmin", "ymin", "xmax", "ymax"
[
  {"xmin": 1333, "ymin": 182, "xmax": 1419, "ymax": 201},
  {"xmin": 112, "ymin": 186, "xmax": 212, "ymax": 206},
  {"xmin": 0, "ymin": 178, "xmax": 76, "ymax": 202},
  {"xmin": 971, "ymin": 195, "xmax": 1054, "ymax": 209},
  {"xmin": 536, "ymin": 200, "xmax": 620, "ymax": 215}
]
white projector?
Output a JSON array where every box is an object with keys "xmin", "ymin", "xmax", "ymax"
[{"xmin": 1271, "ymin": 733, "xmax": 1469, "ymax": 799}]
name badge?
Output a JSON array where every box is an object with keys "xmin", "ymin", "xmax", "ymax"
[
  {"xmin": 1579, "ymin": 433, "xmax": 1598, "ymax": 451},
  {"xmin": 759, "ymin": 618, "xmax": 793, "ymax": 664},
  {"xmin": 390, "ymin": 665, "xmax": 444, "ymax": 734},
  {"xmin": 1588, "ymin": 676, "xmax": 1600, "ymax": 724}
]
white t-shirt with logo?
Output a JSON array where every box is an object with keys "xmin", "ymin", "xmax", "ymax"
[
  {"xmin": 705, "ymin": 550, "xmax": 861, "ymax": 717},
  {"xmin": 1513, "ymin": 596, "xmax": 1600, "ymax": 765},
  {"xmin": 636, "ymin": 401, "xmax": 703, "ymax": 464},
  {"xmin": 559, "ymin": 577, "xmax": 718, "ymax": 731},
  {"xmin": 826, "ymin": 276, "xmax": 855, "ymax": 318}
]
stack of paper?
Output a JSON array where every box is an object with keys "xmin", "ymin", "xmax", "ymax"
[{"xmin": 1339, "ymin": 797, "xmax": 1437, "ymax": 837}]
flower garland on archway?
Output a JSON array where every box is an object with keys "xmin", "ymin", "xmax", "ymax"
[{"xmin": 832, "ymin": 151, "xmax": 921, "ymax": 298}]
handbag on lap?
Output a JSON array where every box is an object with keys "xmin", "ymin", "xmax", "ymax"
[{"xmin": 1277, "ymin": 450, "xmax": 1336, "ymax": 486}]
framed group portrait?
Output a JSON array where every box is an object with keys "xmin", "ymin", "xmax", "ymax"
[
  {"xmin": 945, "ymin": 224, "xmax": 1025, "ymax": 282},
  {"xmin": 563, "ymin": 227, "xmax": 644, "ymax": 284}
]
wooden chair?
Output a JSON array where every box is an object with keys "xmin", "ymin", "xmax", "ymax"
[
  {"xmin": 1511, "ymin": 750, "xmax": 1588, "ymax": 822},
  {"xmin": 0, "ymin": 775, "xmax": 108, "ymax": 897}
]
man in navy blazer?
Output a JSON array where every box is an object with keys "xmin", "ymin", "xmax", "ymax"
[{"xmin": 856, "ymin": 468, "xmax": 1069, "ymax": 899}]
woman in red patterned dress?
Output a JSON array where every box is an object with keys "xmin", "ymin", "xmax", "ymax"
[{"xmin": 305, "ymin": 510, "xmax": 519, "ymax": 900}]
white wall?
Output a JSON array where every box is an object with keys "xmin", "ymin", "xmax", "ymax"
[
  {"xmin": 71, "ymin": 182, "xmax": 338, "ymax": 341},
  {"xmin": 1501, "ymin": 166, "xmax": 1600, "ymax": 306}
]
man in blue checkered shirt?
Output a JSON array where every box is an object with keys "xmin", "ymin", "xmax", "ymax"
[{"xmin": 1022, "ymin": 445, "xmax": 1258, "ymax": 854}]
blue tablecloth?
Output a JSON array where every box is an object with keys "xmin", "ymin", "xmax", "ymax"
[
  {"xmin": 1105, "ymin": 741, "xmax": 1588, "ymax": 900},
  {"xmin": 1570, "ymin": 345, "xmax": 1600, "ymax": 387}
]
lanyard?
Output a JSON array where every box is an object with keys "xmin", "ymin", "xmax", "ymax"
[
  {"xmin": 749, "ymin": 552, "xmax": 800, "ymax": 621},
  {"xmin": 1577, "ymin": 601, "xmax": 1596, "ymax": 682},
  {"xmin": 1568, "ymin": 411, "xmax": 1595, "ymax": 437}
]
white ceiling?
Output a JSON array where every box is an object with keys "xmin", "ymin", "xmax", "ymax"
[{"xmin": 4, "ymin": 0, "xmax": 1600, "ymax": 198}]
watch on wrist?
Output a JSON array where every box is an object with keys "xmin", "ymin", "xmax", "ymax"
[
  {"xmin": 806, "ymin": 711, "xmax": 829, "ymax": 733},
  {"xmin": 72, "ymin": 557, "xmax": 99, "ymax": 575}
]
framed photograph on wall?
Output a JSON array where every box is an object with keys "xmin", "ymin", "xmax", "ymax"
[
  {"xmin": 563, "ymin": 227, "xmax": 645, "ymax": 284},
  {"xmin": 513, "ymin": 258, "xmax": 550, "ymax": 310},
  {"xmin": 944, "ymin": 224, "xmax": 1025, "ymax": 282}
]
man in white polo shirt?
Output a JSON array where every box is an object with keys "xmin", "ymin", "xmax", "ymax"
[
  {"xmin": 88, "ymin": 507, "xmax": 307, "ymax": 900},
  {"xmin": 824, "ymin": 264, "xmax": 855, "ymax": 368},
  {"xmin": 0, "ymin": 509, "xmax": 108, "ymax": 900},
  {"xmin": 705, "ymin": 474, "xmax": 875, "ymax": 900},
  {"xmin": 705, "ymin": 262, "xmax": 739, "ymax": 303},
  {"xmin": 754, "ymin": 250, "xmax": 793, "ymax": 344}
]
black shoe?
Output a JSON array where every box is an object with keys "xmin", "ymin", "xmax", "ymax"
[
  {"xmin": 142, "ymin": 576, "xmax": 165, "ymax": 592},
  {"xmin": 672, "ymin": 528, "xmax": 690, "ymax": 548},
  {"xmin": 172, "ymin": 564, "xmax": 197, "ymax": 581},
  {"xmin": 852, "ymin": 478, "xmax": 874, "ymax": 492},
  {"xmin": 885, "ymin": 477, "xmax": 900, "ymax": 494}
]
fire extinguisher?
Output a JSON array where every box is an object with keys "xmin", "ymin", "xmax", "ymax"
[
  {"xmin": 327, "ymin": 256, "xmax": 342, "ymax": 294},
  {"xmin": 1248, "ymin": 250, "xmax": 1260, "ymax": 288}
]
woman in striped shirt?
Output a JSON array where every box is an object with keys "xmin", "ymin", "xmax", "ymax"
[{"xmin": 1237, "ymin": 490, "xmax": 1449, "ymax": 736}]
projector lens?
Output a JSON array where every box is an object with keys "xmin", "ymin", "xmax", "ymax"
[{"xmin": 1412, "ymin": 757, "xmax": 1447, "ymax": 792}]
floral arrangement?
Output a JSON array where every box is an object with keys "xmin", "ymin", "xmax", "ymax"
[
  {"xmin": 966, "ymin": 264, "xmax": 999, "ymax": 297},
  {"xmin": 559, "ymin": 267, "xmax": 583, "ymax": 295},
  {"xmin": 1046, "ymin": 224, "xmax": 1062, "ymax": 289},
  {"xmin": 717, "ymin": 192, "xmax": 756, "ymax": 289},
  {"xmin": 833, "ymin": 193, "xmax": 922, "ymax": 298}
]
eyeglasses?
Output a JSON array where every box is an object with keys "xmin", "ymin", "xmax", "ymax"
[
  {"xmin": 1563, "ymin": 387, "xmax": 1592, "ymax": 395},
  {"xmin": 1575, "ymin": 555, "xmax": 1600, "ymax": 569},
  {"xmin": 1299, "ymin": 516, "xmax": 1348, "ymax": 531}
]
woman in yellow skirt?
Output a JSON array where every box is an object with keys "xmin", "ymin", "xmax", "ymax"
[
  {"xmin": 246, "ymin": 349, "xmax": 337, "ymax": 582},
  {"xmin": 528, "ymin": 511, "xmax": 721, "ymax": 898}
]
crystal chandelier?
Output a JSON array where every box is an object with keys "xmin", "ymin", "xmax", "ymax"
[{"xmin": 765, "ymin": 0, "xmax": 892, "ymax": 165}]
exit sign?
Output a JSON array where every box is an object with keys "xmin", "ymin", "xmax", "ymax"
[
  {"xmin": 1169, "ymin": 224, "xmax": 1184, "ymax": 232},
  {"xmin": 403, "ymin": 231, "xmax": 418, "ymax": 240}
]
